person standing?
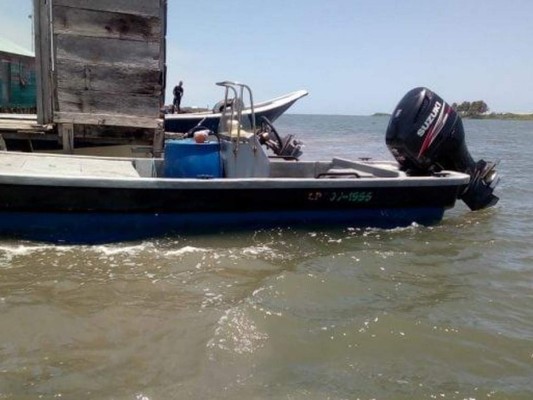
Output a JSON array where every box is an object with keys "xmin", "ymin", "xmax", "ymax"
[{"xmin": 173, "ymin": 81, "xmax": 184, "ymax": 113}]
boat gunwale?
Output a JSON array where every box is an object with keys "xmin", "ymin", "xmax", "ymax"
[
  {"xmin": 0, "ymin": 171, "xmax": 470, "ymax": 189},
  {"xmin": 0, "ymin": 151, "xmax": 470, "ymax": 188}
]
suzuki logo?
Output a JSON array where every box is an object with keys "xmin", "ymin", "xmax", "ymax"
[{"xmin": 417, "ymin": 101, "xmax": 441, "ymax": 137}]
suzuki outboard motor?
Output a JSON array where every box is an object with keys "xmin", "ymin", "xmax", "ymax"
[{"xmin": 386, "ymin": 87, "xmax": 499, "ymax": 210}]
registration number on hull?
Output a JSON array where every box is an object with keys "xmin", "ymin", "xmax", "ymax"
[{"xmin": 308, "ymin": 191, "xmax": 373, "ymax": 203}]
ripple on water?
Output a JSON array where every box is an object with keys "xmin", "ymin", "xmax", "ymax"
[{"xmin": 0, "ymin": 214, "xmax": 531, "ymax": 398}]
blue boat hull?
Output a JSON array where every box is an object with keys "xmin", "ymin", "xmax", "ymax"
[
  {"xmin": 0, "ymin": 208, "xmax": 445, "ymax": 244},
  {"xmin": 0, "ymin": 175, "xmax": 462, "ymax": 243}
]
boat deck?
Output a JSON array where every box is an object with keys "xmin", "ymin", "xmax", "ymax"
[
  {"xmin": 0, "ymin": 151, "xmax": 471, "ymax": 191},
  {"xmin": 0, "ymin": 152, "xmax": 140, "ymax": 178}
]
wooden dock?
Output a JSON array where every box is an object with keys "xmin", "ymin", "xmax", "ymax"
[
  {"xmin": 5, "ymin": 0, "xmax": 168, "ymax": 155},
  {"xmin": 0, "ymin": 113, "xmax": 57, "ymax": 150},
  {"xmin": 0, "ymin": 112, "xmax": 159, "ymax": 154}
]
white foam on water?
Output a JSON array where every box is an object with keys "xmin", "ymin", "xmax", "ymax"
[
  {"xmin": 164, "ymin": 246, "xmax": 210, "ymax": 257},
  {"xmin": 344, "ymin": 223, "xmax": 423, "ymax": 238},
  {"xmin": 207, "ymin": 306, "xmax": 268, "ymax": 355},
  {"xmin": 239, "ymin": 245, "xmax": 290, "ymax": 262},
  {"xmin": 0, "ymin": 244, "xmax": 72, "ymax": 266},
  {"xmin": 0, "ymin": 244, "xmax": 57, "ymax": 257},
  {"xmin": 201, "ymin": 289, "xmax": 224, "ymax": 309},
  {"xmin": 241, "ymin": 245, "xmax": 285, "ymax": 260},
  {"xmin": 91, "ymin": 242, "xmax": 154, "ymax": 256},
  {"xmin": 242, "ymin": 245, "xmax": 273, "ymax": 256}
]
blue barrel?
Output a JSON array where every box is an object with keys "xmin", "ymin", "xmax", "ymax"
[{"xmin": 164, "ymin": 139, "xmax": 222, "ymax": 178}]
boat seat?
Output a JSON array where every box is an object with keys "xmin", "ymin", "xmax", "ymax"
[
  {"xmin": 317, "ymin": 168, "xmax": 374, "ymax": 179},
  {"xmin": 332, "ymin": 157, "xmax": 400, "ymax": 177}
]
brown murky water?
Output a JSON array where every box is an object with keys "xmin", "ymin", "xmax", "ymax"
[{"xmin": 0, "ymin": 117, "xmax": 531, "ymax": 399}]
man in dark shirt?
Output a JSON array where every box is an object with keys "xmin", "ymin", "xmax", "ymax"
[{"xmin": 173, "ymin": 81, "xmax": 184, "ymax": 113}]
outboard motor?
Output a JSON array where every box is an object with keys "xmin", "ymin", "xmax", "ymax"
[{"xmin": 386, "ymin": 87, "xmax": 499, "ymax": 211}]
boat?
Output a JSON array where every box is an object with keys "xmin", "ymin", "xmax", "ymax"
[
  {"xmin": 164, "ymin": 89, "xmax": 308, "ymax": 133},
  {"xmin": 0, "ymin": 82, "xmax": 499, "ymax": 244}
]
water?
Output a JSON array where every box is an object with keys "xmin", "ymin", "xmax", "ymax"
[{"xmin": 1, "ymin": 115, "xmax": 532, "ymax": 399}]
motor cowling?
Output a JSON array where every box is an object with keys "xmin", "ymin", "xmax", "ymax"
[{"xmin": 385, "ymin": 87, "xmax": 499, "ymax": 210}]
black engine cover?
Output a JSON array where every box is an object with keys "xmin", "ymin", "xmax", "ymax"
[
  {"xmin": 385, "ymin": 87, "xmax": 499, "ymax": 210},
  {"xmin": 386, "ymin": 87, "xmax": 472, "ymax": 172}
]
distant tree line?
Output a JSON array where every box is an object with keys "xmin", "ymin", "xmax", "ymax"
[
  {"xmin": 451, "ymin": 100, "xmax": 489, "ymax": 117},
  {"xmin": 446, "ymin": 100, "xmax": 533, "ymax": 120}
]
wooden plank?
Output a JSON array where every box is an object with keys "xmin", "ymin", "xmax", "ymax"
[
  {"xmin": 55, "ymin": 60, "xmax": 162, "ymax": 95},
  {"xmin": 158, "ymin": 0, "xmax": 167, "ymax": 110},
  {"xmin": 52, "ymin": 6, "xmax": 162, "ymax": 42},
  {"xmin": 52, "ymin": 0, "xmax": 162, "ymax": 17},
  {"xmin": 33, "ymin": 0, "xmax": 44, "ymax": 122},
  {"xmin": 0, "ymin": 119, "xmax": 42, "ymax": 131},
  {"xmin": 57, "ymin": 90, "xmax": 161, "ymax": 117},
  {"xmin": 152, "ymin": 125, "xmax": 165, "ymax": 157},
  {"xmin": 0, "ymin": 113, "xmax": 37, "ymax": 121},
  {"xmin": 58, "ymin": 123, "xmax": 74, "ymax": 153},
  {"xmin": 34, "ymin": 0, "xmax": 54, "ymax": 124},
  {"xmin": 54, "ymin": 112, "xmax": 161, "ymax": 129},
  {"xmin": 0, "ymin": 131, "xmax": 57, "ymax": 141},
  {"xmin": 55, "ymin": 34, "xmax": 160, "ymax": 68}
]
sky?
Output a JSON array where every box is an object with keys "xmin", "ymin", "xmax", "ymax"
[{"xmin": 2, "ymin": 0, "xmax": 533, "ymax": 115}]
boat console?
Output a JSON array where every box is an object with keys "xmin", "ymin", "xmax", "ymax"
[{"xmin": 163, "ymin": 81, "xmax": 304, "ymax": 180}]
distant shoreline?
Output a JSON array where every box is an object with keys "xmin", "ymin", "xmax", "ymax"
[
  {"xmin": 464, "ymin": 113, "xmax": 533, "ymax": 121},
  {"xmin": 371, "ymin": 112, "xmax": 533, "ymax": 121}
]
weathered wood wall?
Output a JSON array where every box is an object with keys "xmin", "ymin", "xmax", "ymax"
[{"xmin": 34, "ymin": 0, "xmax": 167, "ymax": 129}]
